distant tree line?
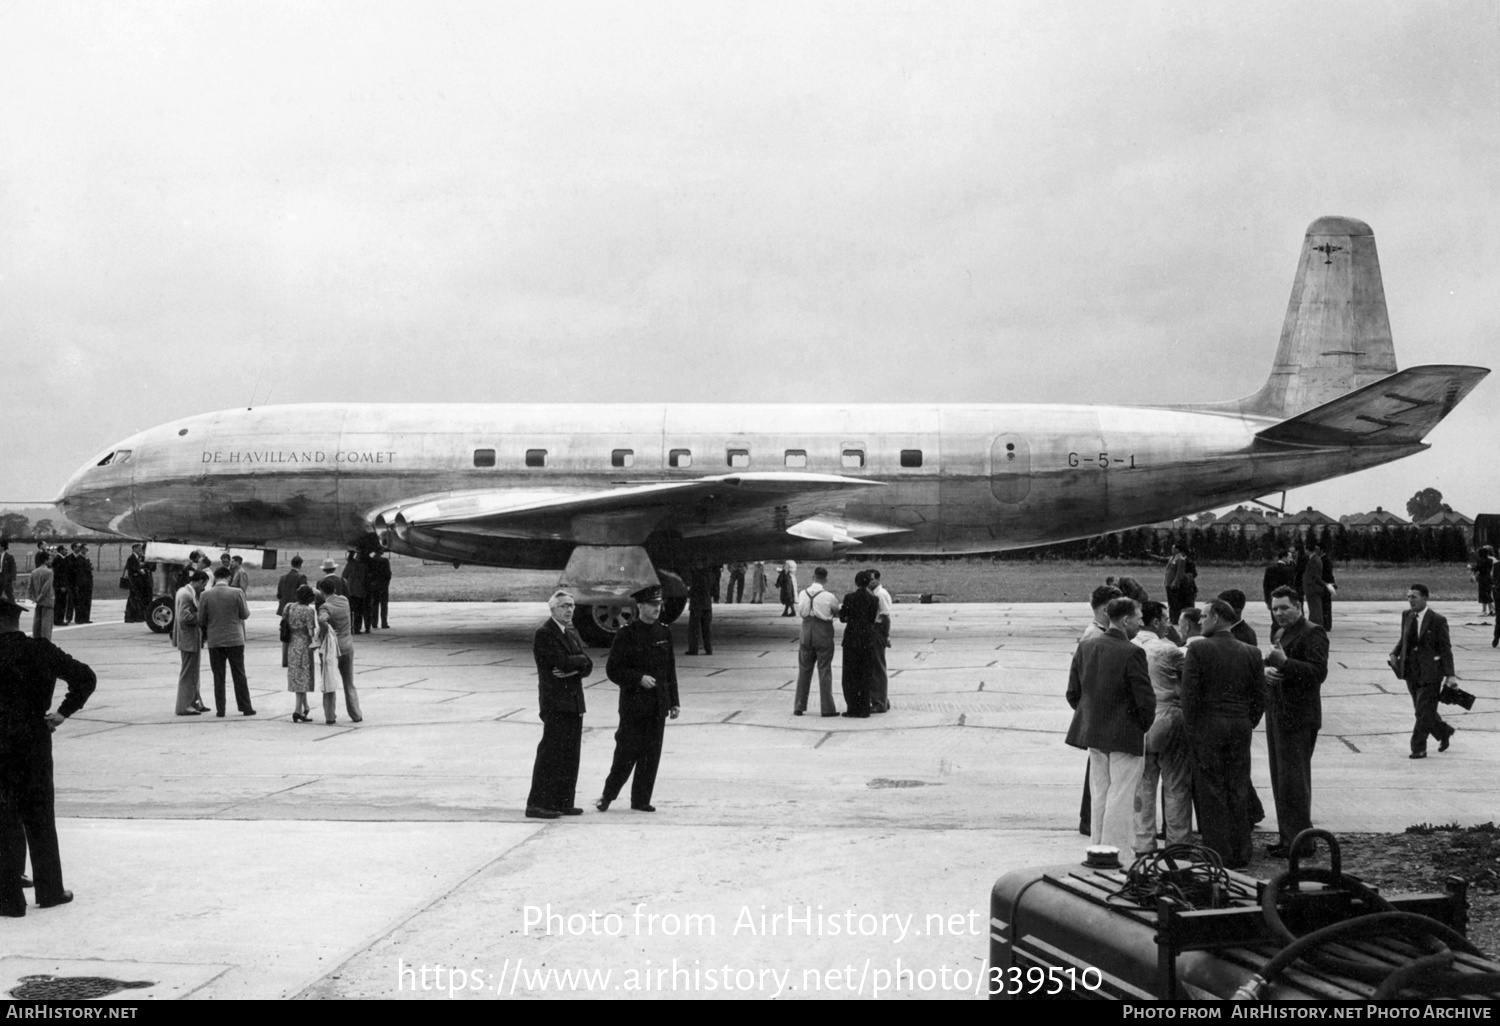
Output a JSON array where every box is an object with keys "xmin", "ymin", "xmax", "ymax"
[{"xmin": 996, "ymin": 523, "xmax": 1474, "ymax": 564}]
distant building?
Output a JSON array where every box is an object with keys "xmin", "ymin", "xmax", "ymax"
[
  {"xmin": 1341, "ymin": 506, "xmax": 1411, "ymax": 530},
  {"xmin": 1217, "ymin": 506, "xmax": 1269, "ymax": 533},
  {"xmin": 1285, "ymin": 506, "xmax": 1338, "ymax": 529},
  {"xmin": 1416, "ymin": 510, "xmax": 1473, "ymax": 528}
]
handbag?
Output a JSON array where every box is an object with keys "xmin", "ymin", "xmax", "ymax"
[
  {"xmin": 1439, "ymin": 684, "xmax": 1476, "ymax": 711},
  {"xmin": 118, "ymin": 574, "xmax": 130, "ymax": 589}
]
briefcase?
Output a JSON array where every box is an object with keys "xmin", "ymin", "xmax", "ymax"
[{"xmin": 1439, "ymin": 684, "xmax": 1476, "ymax": 711}]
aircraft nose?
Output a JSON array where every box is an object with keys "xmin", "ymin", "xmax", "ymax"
[{"xmin": 56, "ymin": 450, "xmax": 126, "ymax": 534}]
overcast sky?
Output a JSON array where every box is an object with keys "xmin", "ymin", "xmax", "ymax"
[{"xmin": 2, "ymin": 1, "xmax": 1495, "ymax": 521}]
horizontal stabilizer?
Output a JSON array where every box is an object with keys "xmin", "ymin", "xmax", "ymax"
[{"xmin": 1254, "ymin": 364, "xmax": 1489, "ymax": 447}]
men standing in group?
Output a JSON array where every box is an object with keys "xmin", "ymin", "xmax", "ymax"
[
  {"xmin": 1066, "ymin": 597, "xmax": 1154, "ymax": 854},
  {"xmin": 526, "ymin": 591, "xmax": 592, "ymax": 819},
  {"xmin": 793, "ymin": 567, "xmax": 841, "ymax": 717},
  {"xmin": 0, "ymin": 596, "xmax": 97, "ymax": 916},
  {"xmin": 868, "ymin": 569, "xmax": 894, "ymax": 713},
  {"xmin": 685, "ymin": 566, "xmax": 713, "ymax": 656},
  {"xmin": 1263, "ymin": 585, "xmax": 1329, "ymax": 858},
  {"xmin": 1262, "ymin": 550, "xmax": 1295, "ymax": 612},
  {"xmin": 172, "ymin": 571, "xmax": 209, "ymax": 716},
  {"xmin": 70, "ymin": 545, "xmax": 93, "ymax": 625},
  {"xmin": 277, "ymin": 556, "xmax": 308, "ymax": 668},
  {"xmin": 1131, "ymin": 600, "xmax": 1192, "ymax": 855},
  {"xmin": 597, "ymin": 586, "xmax": 679, "ymax": 813},
  {"xmin": 198, "ymin": 567, "xmax": 254, "ymax": 717},
  {"xmin": 1181, "ymin": 598, "xmax": 1265, "ymax": 868},
  {"xmin": 838, "ymin": 570, "xmax": 880, "ymax": 718},
  {"xmin": 0, "ymin": 543, "xmax": 14, "ymax": 604},
  {"xmin": 27, "ymin": 554, "xmax": 54, "ymax": 642},
  {"xmin": 1390, "ymin": 584, "xmax": 1457, "ymax": 760}
]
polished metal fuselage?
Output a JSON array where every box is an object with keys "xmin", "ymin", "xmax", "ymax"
[{"xmin": 56, "ymin": 402, "xmax": 1421, "ymax": 566}]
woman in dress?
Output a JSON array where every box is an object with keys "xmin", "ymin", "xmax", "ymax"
[
  {"xmin": 1472, "ymin": 545, "xmax": 1496, "ymax": 616},
  {"xmin": 285, "ymin": 585, "xmax": 319, "ymax": 722},
  {"xmin": 315, "ymin": 577, "xmax": 363, "ymax": 724}
]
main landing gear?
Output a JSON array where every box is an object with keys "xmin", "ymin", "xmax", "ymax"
[{"xmin": 573, "ymin": 596, "xmax": 686, "ymax": 648}]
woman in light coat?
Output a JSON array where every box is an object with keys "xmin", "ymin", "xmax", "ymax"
[{"xmin": 315, "ymin": 577, "xmax": 363, "ymax": 724}]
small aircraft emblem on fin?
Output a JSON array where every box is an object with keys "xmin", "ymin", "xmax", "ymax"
[{"xmin": 1313, "ymin": 243, "xmax": 1343, "ymax": 265}]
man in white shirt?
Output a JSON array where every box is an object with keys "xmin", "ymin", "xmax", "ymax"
[
  {"xmin": 793, "ymin": 567, "xmax": 842, "ymax": 717},
  {"xmin": 1132, "ymin": 600, "xmax": 1193, "ymax": 853},
  {"xmin": 868, "ymin": 569, "xmax": 894, "ymax": 713}
]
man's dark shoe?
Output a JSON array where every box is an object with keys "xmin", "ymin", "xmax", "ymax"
[
  {"xmin": 1409, "ymin": 750, "xmax": 1427, "ymax": 759},
  {"xmin": 631, "ymin": 803, "xmax": 656, "ymax": 812},
  {"xmin": 216, "ymin": 711, "xmax": 225, "ymax": 718},
  {"xmin": 560, "ymin": 807, "xmax": 584, "ymax": 816},
  {"xmin": 524, "ymin": 806, "xmax": 561, "ymax": 819},
  {"xmin": 241, "ymin": 709, "xmax": 257, "ymax": 716},
  {"xmin": 0, "ymin": 905, "xmax": 23, "ymax": 918},
  {"xmin": 793, "ymin": 710, "xmax": 804, "ymax": 716},
  {"xmin": 37, "ymin": 890, "xmax": 73, "ymax": 909},
  {"xmin": 1439, "ymin": 731, "xmax": 1453, "ymax": 753},
  {"xmin": 594, "ymin": 797, "xmax": 612, "ymax": 812},
  {"xmin": 821, "ymin": 712, "xmax": 839, "ymax": 718}
]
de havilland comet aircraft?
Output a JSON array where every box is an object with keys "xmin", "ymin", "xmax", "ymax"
[{"xmin": 57, "ymin": 217, "xmax": 1488, "ymax": 643}]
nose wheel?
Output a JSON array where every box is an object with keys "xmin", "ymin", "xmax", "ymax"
[
  {"xmin": 146, "ymin": 596, "xmax": 176, "ymax": 634},
  {"xmin": 574, "ymin": 603, "xmax": 636, "ymax": 647}
]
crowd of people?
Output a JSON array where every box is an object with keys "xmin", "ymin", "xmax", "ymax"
[{"xmin": 1067, "ymin": 548, "xmax": 1471, "ymax": 872}]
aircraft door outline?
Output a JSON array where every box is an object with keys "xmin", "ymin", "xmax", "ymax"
[{"xmin": 991, "ymin": 436, "xmax": 1030, "ymax": 503}]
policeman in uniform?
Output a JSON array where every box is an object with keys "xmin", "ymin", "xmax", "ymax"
[
  {"xmin": 596, "ymin": 586, "xmax": 680, "ymax": 813},
  {"xmin": 0, "ymin": 596, "xmax": 97, "ymax": 916}
]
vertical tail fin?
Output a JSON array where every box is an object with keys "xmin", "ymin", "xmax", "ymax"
[{"xmin": 1204, "ymin": 216, "xmax": 1399, "ymax": 419}]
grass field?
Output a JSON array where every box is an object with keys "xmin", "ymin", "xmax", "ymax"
[{"xmin": 364, "ymin": 557, "xmax": 1478, "ymax": 606}]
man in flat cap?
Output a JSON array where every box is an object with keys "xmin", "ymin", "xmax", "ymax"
[
  {"xmin": 0, "ymin": 596, "xmax": 97, "ymax": 916},
  {"xmin": 596, "ymin": 586, "xmax": 680, "ymax": 813},
  {"xmin": 526, "ymin": 591, "xmax": 592, "ymax": 819}
]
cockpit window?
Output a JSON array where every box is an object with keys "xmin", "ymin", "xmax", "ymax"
[
  {"xmin": 95, "ymin": 450, "xmax": 132, "ymax": 467},
  {"xmin": 96, "ymin": 453, "xmax": 115, "ymax": 467},
  {"xmin": 113, "ymin": 450, "xmax": 133, "ymax": 465}
]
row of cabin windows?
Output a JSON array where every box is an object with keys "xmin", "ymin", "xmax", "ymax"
[{"xmin": 470, "ymin": 447, "xmax": 927, "ymax": 469}]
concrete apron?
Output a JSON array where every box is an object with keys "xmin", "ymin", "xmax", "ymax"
[{"xmin": 3, "ymin": 600, "xmax": 1494, "ymax": 999}]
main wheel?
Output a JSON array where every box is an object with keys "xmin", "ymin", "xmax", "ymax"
[
  {"xmin": 147, "ymin": 596, "xmax": 176, "ymax": 634},
  {"xmin": 660, "ymin": 596, "xmax": 687, "ymax": 625},
  {"xmin": 574, "ymin": 602, "xmax": 636, "ymax": 648}
]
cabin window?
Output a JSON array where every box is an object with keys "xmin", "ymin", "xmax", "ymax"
[
  {"xmin": 669, "ymin": 448, "xmax": 692, "ymax": 468},
  {"xmin": 784, "ymin": 449, "xmax": 807, "ymax": 468},
  {"xmin": 727, "ymin": 448, "xmax": 750, "ymax": 468},
  {"xmin": 841, "ymin": 448, "xmax": 865, "ymax": 469},
  {"xmin": 611, "ymin": 449, "xmax": 635, "ymax": 468},
  {"xmin": 525, "ymin": 449, "xmax": 547, "ymax": 468},
  {"xmin": 900, "ymin": 449, "xmax": 923, "ymax": 468},
  {"xmin": 473, "ymin": 449, "xmax": 496, "ymax": 468}
]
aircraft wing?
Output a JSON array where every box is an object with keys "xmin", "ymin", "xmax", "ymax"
[
  {"xmin": 1254, "ymin": 364, "xmax": 1490, "ymax": 447},
  {"xmin": 377, "ymin": 472, "xmax": 885, "ymax": 546}
]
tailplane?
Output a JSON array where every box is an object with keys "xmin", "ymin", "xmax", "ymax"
[
  {"xmin": 1201, "ymin": 216, "xmax": 1400, "ymax": 419},
  {"xmin": 1254, "ymin": 364, "xmax": 1489, "ymax": 447}
]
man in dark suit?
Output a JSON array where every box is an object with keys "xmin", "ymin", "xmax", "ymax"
[
  {"xmin": 0, "ymin": 542, "xmax": 15, "ymax": 604},
  {"xmin": 597, "ymin": 586, "xmax": 680, "ymax": 813},
  {"xmin": 1217, "ymin": 589, "xmax": 1266, "ymax": 827},
  {"xmin": 1262, "ymin": 550, "xmax": 1295, "ymax": 612},
  {"xmin": 0, "ymin": 596, "xmax": 97, "ymax": 916},
  {"xmin": 1182, "ymin": 599, "xmax": 1265, "ymax": 868},
  {"xmin": 1389, "ymin": 583, "xmax": 1457, "ymax": 759},
  {"xmin": 367, "ymin": 548, "xmax": 393, "ymax": 629},
  {"xmin": 684, "ymin": 567, "xmax": 713, "ymax": 655},
  {"xmin": 838, "ymin": 570, "xmax": 881, "ymax": 718},
  {"xmin": 1264, "ymin": 585, "xmax": 1329, "ymax": 858},
  {"xmin": 1066, "ymin": 597, "xmax": 1154, "ymax": 853},
  {"xmin": 51, "ymin": 546, "xmax": 73, "ymax": 626},
  {"xmin": 198, "ymin": 567, "xmax": 254, "ymax": 717},
  {"xmin": 526, "ymin": 591, "xmax": 593, "ymax": 819},
  {"xmin": 70, "ymin": 545, "xmax": 93, "ymax": 624}
]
